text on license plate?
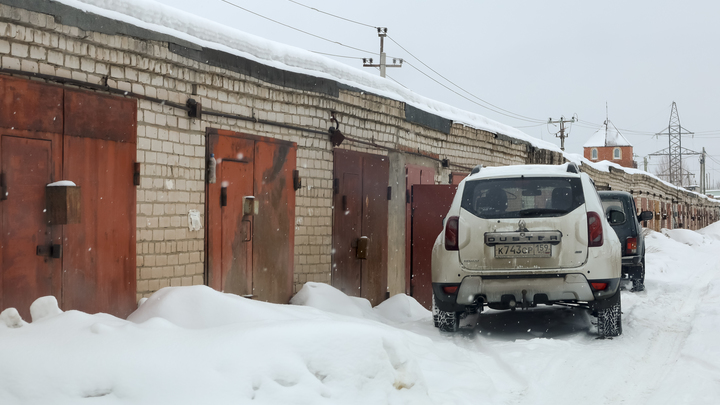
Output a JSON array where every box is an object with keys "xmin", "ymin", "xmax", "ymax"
[{"xmin": 495, "ymin": 244, "xmax": 552, "ymax": 258}]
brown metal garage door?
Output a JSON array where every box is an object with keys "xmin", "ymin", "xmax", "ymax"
[
  {"xmin": 0, "ymin": 76, "xmax": 137, "ymax": 320},
  {"xmin": 411, "ymin": 184, "xmax": 457, "ymax": 309},
  {"xmin": 206, "ymin": 129, "xmax": 296, "ymax": 304},
  {"xmin": 332, "ymin": 149, "xmax": 389, "ymax": 305}
]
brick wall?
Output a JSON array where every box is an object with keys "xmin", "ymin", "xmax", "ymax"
[
  {"xmin": 585, "ymin": 145, "xmax": 635, "ymax": 168},
  {"xmin": 1, "ymin": 1, "xmax": 717, "ymax": 304}
]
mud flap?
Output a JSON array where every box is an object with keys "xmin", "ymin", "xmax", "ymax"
[{"xmin": 590, "ymin": 286, "xmax": 621, "ymax": 311}]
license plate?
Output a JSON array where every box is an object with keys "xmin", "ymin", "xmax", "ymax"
[{"xmin": 495, "ymin": 244, "xmax": 552, "ymax": 258}]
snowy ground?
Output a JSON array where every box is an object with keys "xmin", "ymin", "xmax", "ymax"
[{"xmin": 2, "ymin": 224, "xmax": 720, "ymax": 404}]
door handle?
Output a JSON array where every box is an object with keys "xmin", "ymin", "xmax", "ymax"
[
  {"xmin": 36, "ymin": 244, "xmax": 62, "ymax": 258},
  {"xmin": 242, "ymin": 219, "xmax": 252, "ymax": 242}
]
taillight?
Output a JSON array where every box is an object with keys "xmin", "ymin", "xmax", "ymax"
[
  {"xmin": 442, "ymin": 285, "xmax": 459, "ymax": 294},
  {"xmin": 587, "ymin": 212, "xmax": 604, "ymax": 247},
  {"xmin": 445, "ymin": 216, "xmax": 459, "ymax": 251},
  {"xmin": 626, "ymin": 237, "xmax": 637, "ymax": 254},
  {"xmin": 591, "ymin": 282, "xmax": 608, "ymax": 291}
]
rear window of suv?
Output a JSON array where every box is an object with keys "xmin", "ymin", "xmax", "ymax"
[
  {"xmin": 461, "ymin": 177, "xmax": 585, "ymax": 219},
  {"xmin": 600, "ymin": 196, "xmax": 632, "ymax": 226}
]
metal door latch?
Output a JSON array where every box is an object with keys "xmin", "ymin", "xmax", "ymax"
[
  {"xmin": 36, "ymin": 244, "xmax": 62, "ymax": 258},
  {"xmin": 356, "ymin": 236, "xmax": 369, "ymax": 259}
]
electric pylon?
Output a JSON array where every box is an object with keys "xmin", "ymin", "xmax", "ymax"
[{"xmin": 649, "ymin": 102, "xmax": 699, "ymax": 187}]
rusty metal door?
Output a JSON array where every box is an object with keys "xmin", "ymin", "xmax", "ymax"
[
  {"xmin": 253, "ymin": 140, "xmax": 296, "ymax": 303},
  {"xmin": 207, "ymin": 135, "xmax": 255, "ymax": 297},
  {"xmin": 411, "ymin": 184, "xmax": 457, "ymax": 309},
  {"xmin": 332, "ymin": 149, "xmax": 388, "ymax": 305},
  {"xmin": 206, "ymin": 129, "xmax": 296, "ymax": 303},
  {"xmin": 62, "ymin": 87, "xmax": 137, "ymax": 317},
  {"xmin": 0, "ymin": 135, "xmax": 62, "ymax": 321},
  {"xmin": 0, "ymin": 76, "xmax": 137, "ymax": 319},
  {"xmin": 404, "ymin": 164, "xmax": 435, "ymax": 294}
]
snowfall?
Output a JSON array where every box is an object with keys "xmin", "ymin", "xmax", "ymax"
[{"xmin": 1, "ymin": 223, "xmax": 719, "ymax": 405}]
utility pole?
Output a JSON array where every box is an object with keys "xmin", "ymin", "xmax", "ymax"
[
  {"xmin": 548, "ymin": 115, "xmax": 576, "ymax": 151},
  {"xmin": 644, "ymin": 156, "xmax": 648, "ymax": 172},
  {"xmin": 649, "ymin": 102, "xmax": 699, "ymax": 187},
  {"xmin": 363, "ymin": 27, "xmax": 402, "ymax": 78},
  {"xmin": 701, "ymin": 147, "xmax": 706, "ymax": 194}
]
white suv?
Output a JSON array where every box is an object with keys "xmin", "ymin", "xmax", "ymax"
[{"xmin": 431, "ymin": 163, "xmax": 622, "ymax": 337}]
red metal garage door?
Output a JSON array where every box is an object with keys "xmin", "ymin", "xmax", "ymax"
[
  {"xmin": 404, "ymin": 164, "xmax": 435, "ymax": 295},
  {"xmin": 411, "ymin": 184, "xmax": 457, "ymax": 309},
  {"xmin": 0, "ymin": 76, "xmax": 137, "ymax": 320},
  {"xmin": 332, "ymin": 149, "xmax": 389, "ymax": 305},
  {"xmin": 206, "ymin": 129, "xmax": 296, "ymax": 304}
]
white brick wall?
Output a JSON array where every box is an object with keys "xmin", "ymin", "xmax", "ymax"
[{"xmin": 2, "ymin": 2, "xmax": 716, "ymax": 302}]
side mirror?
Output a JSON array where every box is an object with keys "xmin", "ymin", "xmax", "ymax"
[
  {"xmin": 638, "ymin": 211, "xmax": 653, "ymax": 222},
  {"xmin": 607, "ymin": 208, "xmax": 626, "ymax": 225}
]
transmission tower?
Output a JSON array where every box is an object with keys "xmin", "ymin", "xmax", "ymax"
[{"xmin": 649, "ymin": 102, "xmax": 699, "ymax": 187}]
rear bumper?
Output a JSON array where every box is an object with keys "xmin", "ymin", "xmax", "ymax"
[{"xmin": 433, "ymin": 274, "xmax": 620, "ymax": 312}]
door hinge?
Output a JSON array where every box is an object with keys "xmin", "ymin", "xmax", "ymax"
[
  {"xmin": 333, "ymin": 178, "xmax": 339, "ymax": 195},
  {"xmin": 220, "ymin": 185, "xmax": 228, "ymax": 207},
  {"xmin": 293, "ymin": 170, "xmax": 302, "ymax": 191},
  {"xmin": 133, "ymin": 162, "xmax": 141, "ymax": 186},
  {"xmin": 406, "ymin": 189, "xmax": 410, "ymax": 204},
  {"xmin": 387, "ymin": 186, "xmax": 392, "ymax": 200},
  {"xmin": 0, "ymin": 172, "xmax": 6, "ymax": 201}
]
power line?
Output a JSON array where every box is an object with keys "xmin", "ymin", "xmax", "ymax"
[
  {"xmin": 218, "ymin": 0, "xmax": 374, "ymax": 54},
  {"xmin": 402, "ymin": 61, "xmax": 550, "ymax": 123},
  {"xmin": 287, "ymin": 0, "xmax": 377, "ymax": 28},
  {"xmin": 386, "ymin": 36, "xmax": 545, "ymax": 124},
  {"xmin": 284, "ymin": 0, "xmax": 546, "ymax": 124},
  {"xmin": 222, "ymin": 0, "xmax": 720, "ymax": 138},
  {"xmin": 309, "ymin": 51, "xmax": 363, "ymax": 60}
]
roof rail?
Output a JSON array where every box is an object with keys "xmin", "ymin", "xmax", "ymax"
[
  {"xmin": 471, "ymin": 164, "xmax": 483, "ymax": 175},
  {"xmin": 567, "ymin": 162, "xmax": 580, "ymax": 174}
]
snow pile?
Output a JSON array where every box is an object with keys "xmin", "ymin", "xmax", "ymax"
[
  {"xmin": 290, "ymin": 282, "xmax": 431, "ymax": 324},
  {"xmin": 4, "ymin": 225, "xmax": 720, "ymax": 403},
  {"xmin": 0, "ymin": 285, "xmax": 484, "ymax": 404},
  {"xmin": 662, "ymin": 228, "xmax": 706, "ymax": 246}
]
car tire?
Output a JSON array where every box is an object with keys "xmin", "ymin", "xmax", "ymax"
[
  {"xmin": 597, "ymin": 290, "xmax": 622, "ymax": 338},
  {"xmin": 436, "ymin": 309, "xmax": 459, "ymax": 332},
  {"xmin": 431, "ymin": 294, "xmax": 439, "ymax": 328}
]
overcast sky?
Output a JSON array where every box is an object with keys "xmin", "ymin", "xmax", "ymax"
[{"xmin": 154, "ymin": 0, "xmax": 720, "ymax": 186}]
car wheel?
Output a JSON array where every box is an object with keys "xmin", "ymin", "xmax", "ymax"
[
  {"xmin": 436, "ymin": 309, "xmax": 459, "ymax": 332},
  {"xmin": 431, "ymin": 294, "xmax": 439, "ymax": 328},
  {"xmin": 597, "ymin": 291, "xmax": 622, "ymax": 338}
]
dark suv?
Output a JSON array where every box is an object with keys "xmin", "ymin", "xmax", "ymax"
[{"xmin": 598, "ymin": 191, "xmax": 653, "ymax": 292}]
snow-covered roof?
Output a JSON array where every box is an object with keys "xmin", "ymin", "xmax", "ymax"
[
  {"xmin": 50, "ymin": 0, "xmax": 562, "ymax": 153},
  {"xmin": 583, "ymin": 120, "xmax": 632, "ymax": 148}
]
